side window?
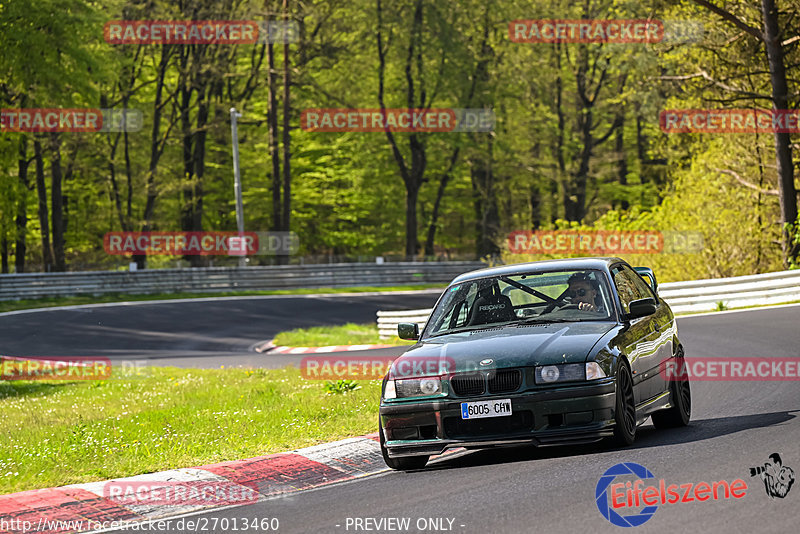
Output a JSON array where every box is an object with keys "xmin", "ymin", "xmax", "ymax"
[
  {"xmin": 456, "ymin": 284, "xmax": 478, "ymax": 326},
  {"xmin": 625, "ymin": 267, "xmax": 658, "ymax": 302},
  {"xmin": 433, "ymin": 283, "xmax": 478, "ymax": 333},
  {"xmin": 612, "ymin": 266, "xmax": 644, "ymax": 315}
]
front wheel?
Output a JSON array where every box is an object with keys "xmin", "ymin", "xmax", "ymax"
[
  {"xmin": 611, "ymin": 362, "xmax": 636, "ymax": 446},
  {"xmin": 379, "ymin": 422, "xmax": 429, "ymax": 470},
  {"xmin": 652, "ymin": 350, "xmax": 691, "ymax": 429}
]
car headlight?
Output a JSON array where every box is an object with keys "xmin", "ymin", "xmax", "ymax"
[
  {"xmin": 534, "ymin": 362, "xmax": 607, "ymax": 384},
  {"xmin": 384, "ymin": 377, "xmax": 442, "ymax": 399},
  {"xmin": 535, "ymin": 363, "xmax": 583, "ymax": 384}
]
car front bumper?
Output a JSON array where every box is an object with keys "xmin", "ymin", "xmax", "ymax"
[{"xmin": 380, "ymin": 379, "xmax": 616, "ymax": 458}]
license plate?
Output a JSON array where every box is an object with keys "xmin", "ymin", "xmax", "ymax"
[{"xmin": 460, "ymin": 399, "xmax": 512, "ymax": 419}]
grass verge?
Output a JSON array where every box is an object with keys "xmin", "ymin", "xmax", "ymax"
[
  {"xmin": 0, "ymin": 366, "xmax": 380, "ymax": 494},
  {"xmin": 0, "ymin": 284, "xmax": 443, "ymax": 314},
  {"xmin": 273, "ymin": 322, "xmax": 412, "ymax": 347}
]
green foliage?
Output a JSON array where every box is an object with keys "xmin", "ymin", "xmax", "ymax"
[
  {"xmin": 787, "ymin": 216, "xmax": 800, "ymax": 270},
  {"xmin": 323, "ymin": 379, "xmax": 362, "ymax": 395},
  {"xmin": 0, "ymin": 0, "xmax": 797, "ymax": 276}
]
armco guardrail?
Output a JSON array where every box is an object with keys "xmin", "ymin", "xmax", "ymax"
[
  {"xmin": 0, "ymin": 261, "xmax": 485, "ymax": 301},
  {"xmin": 377, "ymin": 309, "xmax": 434, "ymax": 339},
  {"xmin": 377, "ymin": 269, "xmax": 800, "ymax": 338},
  {"xmin": 656, "ymin": 269, "xmax": 800, "ymax": 312}
]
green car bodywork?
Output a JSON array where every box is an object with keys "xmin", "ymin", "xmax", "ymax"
[{"xmin": 379, "ymin": 257, "xmax": 691, "ymax": 470}]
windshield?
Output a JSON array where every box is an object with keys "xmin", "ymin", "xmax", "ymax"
[{"xmin": 424, "ymin": 269, "xmax": 613, "ymax": 337}]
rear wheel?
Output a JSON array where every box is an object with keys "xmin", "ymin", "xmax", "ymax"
[
  {"xmin": 612, "ymin": 362, "xmax": 636, "ymax": 446},
  {"xmin": 652, "ymin": 349, "xmax": 691, "ymax": 429},
  {"xmin": 379, "ymin": 422, "xmax": 429, "ymax": 470}
]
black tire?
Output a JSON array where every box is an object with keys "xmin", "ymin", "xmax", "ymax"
[
  {"xmin": 652, "ymin": 350, "xmax": 691, "ymax": 429},
  {"xmin": 379, "ymin": 423, "xmax": 429, "ymax": 471},
  {"xmin": 612, "ymin": 361, "xmax": 636, "ymax": 446}
]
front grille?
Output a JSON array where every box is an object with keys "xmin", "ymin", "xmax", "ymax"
[
  {"xmin": 488, "ymin": 369, "xmax": 522, "ymax": 394},
  {"xmin": 450, "ymin": 374, "xmax": 484, "ymax": 396},
  {"xmin": 443, "ymin": 410, "xmax": 534, "ymax": 439}
]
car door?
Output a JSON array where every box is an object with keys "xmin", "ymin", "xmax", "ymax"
[
  {"xmin": 611, "ymin": 264, "xmax": 661, "ymax": 404},
  {"xmin": 626, "ymin": 266, "xmax": 674, "ymax": 400}
]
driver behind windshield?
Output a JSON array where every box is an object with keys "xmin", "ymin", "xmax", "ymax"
[{"xmin": 566, "ymin": 272, "xmax": 603, "ymax": 312}]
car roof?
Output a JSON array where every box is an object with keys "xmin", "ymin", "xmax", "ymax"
[{"xmin": 450, "ymin": 257, "xmax": 624, "ymax": 284}]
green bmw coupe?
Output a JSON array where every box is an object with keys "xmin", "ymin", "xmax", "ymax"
[{"xmin": 379, "ymin": 257, "xmax": 691, "ymax": 470}]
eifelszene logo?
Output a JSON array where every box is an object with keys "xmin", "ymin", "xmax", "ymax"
[
  {"xmin": 595, "ymin": 462, "xmax": 748, "ymax": 527},
  {"xmin": 750, "ymin": 453, "xmax": 795, "ymax": 499}
]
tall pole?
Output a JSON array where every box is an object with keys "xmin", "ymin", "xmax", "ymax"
[{"xmin": 230, "ymin": 107, "xmax": 246, "ymax": 267}]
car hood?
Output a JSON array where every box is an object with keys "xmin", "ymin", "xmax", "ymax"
[{"xmin": 393, "ymin": 322, "xmax": 615, "ymax": 376}]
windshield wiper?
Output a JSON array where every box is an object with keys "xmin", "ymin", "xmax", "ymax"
[
  {"xmin": 428, "ymin": 321, "xmax": 521, "ymax": 338},
  {"xmin": 508, "ymin": 317, "xmax": 582, "ymax": 326}
]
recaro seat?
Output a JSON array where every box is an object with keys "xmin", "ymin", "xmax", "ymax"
[{"xmin": 468, "ymin": 285, "xmax": 516, "ymax": 326}]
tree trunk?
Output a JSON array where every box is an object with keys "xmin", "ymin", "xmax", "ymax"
[
  {"xmin": 376, "ymin": 0, "xmax": 427, "ymax": 259},
  {"xmin": 530, "ymin": 186, "xmax": 541, "ymax": 229},
  {"xmin": 553, "ymin": 42, "xmax": 567, "ymax": 222},
  {"xmin": 15, "ymin": 136, "xmax": 29, "ymax": 273},
  {"xmin": 124, "ymin": 129, "xmax": 133, "ymax": 223},
  {"xmin": 406, "ymin": 183, "xmax": 420, "ymax": 260},
  {"xmin": 33, "ymin": 139, "xmax": 53, "ymax": 272},
  {"xmin": 267, "ymin": 39, "xmax": 282, "ymax": 232},
  {"xmin": 570, "ymin": 104, "xmax": 593, "ymax": 222},
  {"xmin": 107, "ymin": 131, "xmax": 128, "ymax": 231},
  {"xmin": 1, "ymin": 235, "xmax": 7, "ymax": 273},
  {"xmin": 49, "ymin": 134, "xmax": 66, "ymax": 271},
  {"xmin": 424, "ymin": 148, "xmax": 460, "ymax": 257},
  {"xmin": 424, "ymin": 6, "xmax": 491, "ymax": 256},
  {"xmin": 616, "ymin": 113, "xmax": 629, "ymax": 210},
  {"xmin": 471, "ymin": 137, "xmax": 500, "ymax": 258},
  {"xmin": 139, "ymin": 44, "xmax": 173, "ymax": 269},
  {"xmin": 692, "ymin": 0, "xmax": 799, "ymax": 264},
  {"xmin": 192, "ymin": 97, "xmax": 208, "ymax": 235},
  {"xmin": 281, "ymin": 0, "xmax": 292, "ymax": 236},
  {"xmin": 761, "ymin": 0, "xmax": 798, "ymax": 265},
  {"xmin": 180, "ymin": 82, "xmax": 194, "ymax": 235}
]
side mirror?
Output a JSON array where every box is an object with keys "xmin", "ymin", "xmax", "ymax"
[
  {"xmin": 627, "ymin": 298, "xmax": 657, "ymax": 320},
  {"xmin": 634, "ymin": 266, "xmax": 658, "ymax": 294},
  {"xmin": 397, "ymin": 322, "xmax": 420, "ymax": 340}
]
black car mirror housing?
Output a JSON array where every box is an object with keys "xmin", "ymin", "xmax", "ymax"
[
  {"xmin": 398, "ymin": 322, "xmax": 420, "ymax": 340},
  {"xmin": 627, "ymin": 298, "xmax": 657, "ymax": 320}
]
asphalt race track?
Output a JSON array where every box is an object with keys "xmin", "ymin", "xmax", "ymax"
[
  {"xmin": 0, "ymin": 292, "xmax": 439, "ymax": 368},
  {"xmin": 3, "ymin": 297, "xmax": 799, "ymax": 533}
]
